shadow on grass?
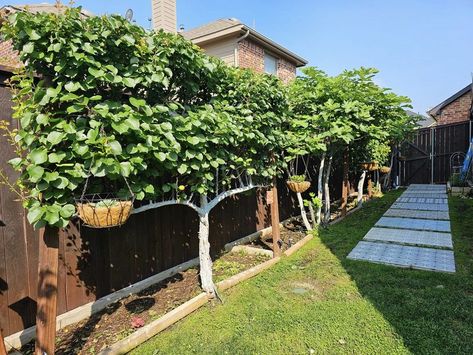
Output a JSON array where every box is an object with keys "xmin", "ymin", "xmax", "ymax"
[{"xmin": 318, "ymin": 190, "xmax": 473, "ymax": 354}]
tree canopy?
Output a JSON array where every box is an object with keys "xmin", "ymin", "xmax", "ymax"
[{"xmin": 2, "ymin": 7, "xmax": 288, "ymax": 229}]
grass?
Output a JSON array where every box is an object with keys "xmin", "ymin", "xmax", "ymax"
[{"xmin": 131, "ymin": 190, "xmax": 473, "ymax": 355}]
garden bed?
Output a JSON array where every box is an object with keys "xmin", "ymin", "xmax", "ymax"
[
  {"xmin": 245, "ymin": 219, "xmax": 307, "ymax": 253},
  {"xmin": 15, "ymin": 251, "xmax": 269, "ymax": 354}
]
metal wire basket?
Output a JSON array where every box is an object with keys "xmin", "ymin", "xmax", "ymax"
[{"xmin": 75, "ymin": 193, "xmax": 135, "ymax": 229}]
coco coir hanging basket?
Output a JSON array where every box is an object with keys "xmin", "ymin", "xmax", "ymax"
[
  {"xmin": 379, "ymin": 166, "xmax": 391, "ymax": 174},
  {"xmin": 286, "ymin": 180, "xmax": 311, "ymax": 193},
  {"xmin": 360, "ymin": 161, "xmax": 379, "ymax": 171},
  {"xmin": 75, "ymin": 164, "xmax": 135, "ymax": 228},
  {"xmin": 76, "ymin": 193, "xmax": 134, "ymax": 228}
]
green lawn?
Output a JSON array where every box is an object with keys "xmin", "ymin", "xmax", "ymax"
[{"xmin": 132, "ymin": 190, "xmax": 473, "ymax": 355}]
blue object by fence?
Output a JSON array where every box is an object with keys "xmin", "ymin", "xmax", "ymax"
[{"xmin": 460, "ymin": 138, "xmax": 473, "ymax": 180}]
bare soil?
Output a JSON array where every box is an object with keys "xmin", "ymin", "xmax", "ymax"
[
  {"xmin": 15, "ymin": 252, "xmax": 270, "ymax": 354},
  {"xmin": 249, "ymin": 218, "xmax": 307, "ymax": 251}
]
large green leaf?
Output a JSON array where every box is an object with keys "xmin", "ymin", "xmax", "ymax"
[{"xmin": 29, "ymin": 148, "xmax": 48, "ymax": 164}]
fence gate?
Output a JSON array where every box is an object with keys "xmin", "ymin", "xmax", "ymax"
[{"xmin": 400, "ymin": 121, "xmax": 472, "ymax": 185}]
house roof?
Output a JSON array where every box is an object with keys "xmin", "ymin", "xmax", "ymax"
[
  {"xmin": 406, "ymin": 109, "xmax": 436, "ymax": 128},
  {"xmin": 0, "ymin": 3, "xmax": 93, "ymax": 19},
  {"xmin": 182, "ymin": 18, "xmax": 308, "ymax": 67},
  {"xmin": 428, "ymin": 83, "xmax": 472, "ymax": 117}
]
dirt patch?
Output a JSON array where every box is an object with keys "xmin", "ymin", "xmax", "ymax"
[
  {"xmin": 15, "ymin": 251, "xmax": 270, "ymax": 354},
  {"xmin": 249, "ymin": 219, "xmax": 307, "ymax": 251}
]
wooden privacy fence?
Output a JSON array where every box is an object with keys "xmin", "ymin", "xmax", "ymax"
[
  {"xmin": 0, "ymin": 71, "xmax": 302, "ymax": 338},
  {"xmin": 399, "ymin": 121, "xmax": 472, "ymax": 185}
]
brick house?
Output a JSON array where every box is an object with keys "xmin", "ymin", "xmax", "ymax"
[
  {"xmin": 152, "ymin": 0, "xmax": 307, "ymax": 83},
  {"xmin": 0, "ymin": 4, "xmax": 92, "ymax": 68},
  {"xmin": 428, "ymin": 84, "xmax": 473, "ymax": 126}
]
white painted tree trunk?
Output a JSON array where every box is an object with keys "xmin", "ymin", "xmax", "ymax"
[
  {"xmin": 307, "ymin": 203, "xmax": 316, "ymax": 229},
  {"xmin": 198, "ymin": 196, "xmax": 215, "ymax": 295},
  {"xmin": 323, "ymin": 154, "xmax": 333, "ymax": 224},
  {"xmin": 296, "ymin": 192, "xmax": 312, "ymax": 231},
  {"xmin": 316, "ymin": 152, "xmax": 326, "ymax": 225},
  {"xmin": 357, "ymin": 170, "xmax": 366, "ymax": 206},
  {"xmin": 375, "ymin": 170, "xmax": 381, "ymax": 191}
]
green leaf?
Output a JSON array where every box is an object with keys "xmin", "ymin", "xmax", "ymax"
[
  {"xmin": 88, "ymin": 67, "xmax": 105, "ymax": 78},
  {"xmin": 20, "ymin": 113, "xmax": 33, "ymax": 127},
  {"xmin": 154, "ymin": 152, "xmax": 166, "ymax": 162},
  {"xmin": 27, "ymin": 29, "xmax": 41, "ymax": 40},
  {"xmin": 52, "ymin": 176, "xmax": 69, "ymax": 189},
  {"xmin": 67, "ymin": 104, "xmax": 85, "ymax": 114},
  {"xmin": 186, "ymin": 136, "xmax": 200, "ymax": 145},
  {"xmin": 123, "ymin": 77, "xmax": 138, "ymax": 88},
  {"xmin": 65, "ymin": 82, "xmax": 81, "ymax": 92},
  {"xmin": 8, "ymin": 157, "xmax": 23, "ymax": 169},
  {"xmin": 44, "ymin": 209, "xmax": 60, "ymax": 225},
  {"xmin": 120, "ymin": 162, "xmax": 132, "ymax": 177},
  {"xmin": 22, "ymin": 42, "xmax": 34, "ymax": 54},
  {"xmin": 48, "ymin": 152, "xmax": 66, "ymax": 163},
  {"xmin": 125, "ymin": 118, "xmax": 140, "ymax": 130},
  {"xmin": 46, "ymin": 131, "xmax": 65, "ymax": 146},
  {"xmin": 130, "ymin": 97, "xmax": 146, "ymax": 108},
  {"xmin": 60, "ymin": 204, "xmax": 76, "ymax": 218},
  {"xmin": 144, "ymin": 184, "xmax": 155, "ymax": 194},
  {"xmin": 27, "ymin": 206, "xmax": 44, "ymax": 224},
  {"xmin": 29, "ymin": 148, "xmax": 48, "ymax": 164},
  {"xmin": 27, "ymin": 165, "xmax": 44, "ymax": 182},
  {"xmin": 108, "ymin": 141, "xmax": 123, "ymax": 155},
  {"xmin": 177, "ymin": 164, "xmax": 187, "ymax": 174}
]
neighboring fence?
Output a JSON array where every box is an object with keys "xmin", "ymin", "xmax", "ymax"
[{"xmin": 400, "ymin": 121, "xmax": 472, "ymax": 185}]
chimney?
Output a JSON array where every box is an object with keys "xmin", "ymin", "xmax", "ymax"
[{"xmin": 151, "ymin": 0, "xmax": 177, "ymax": 33}]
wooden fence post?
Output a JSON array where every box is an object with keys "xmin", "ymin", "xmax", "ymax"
[
  {"xmin": 341, "ymin": 147, "xmax": 349, "ymax": 216},
  {"xmin": 0, "ymin": 328, "xmax": 6, "ymax": 355},
  {"xmin": 270, "ymin": 178, "xmax": 281, "ymax": 257},
  {"xmin": 35, "ymin": 226, "xmax": 59, "ymax": 355}
]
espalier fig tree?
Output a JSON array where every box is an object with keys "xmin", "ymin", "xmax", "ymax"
[{"xmin": 2, "ymin": 7, "xmax": 288, "ymax": 295}]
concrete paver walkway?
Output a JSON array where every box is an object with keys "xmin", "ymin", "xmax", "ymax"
[{"xmin": 348, "ymin": 184, "xmax": 455, "ymax": 273}]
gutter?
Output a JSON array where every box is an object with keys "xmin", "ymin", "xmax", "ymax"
[
  {"xmin": 235, "ymin": 29, "xmax": 250, "ymax": 67},
  {"xmin": 241, "ymin": 25, "xmax": 308, "ymax": 67}
]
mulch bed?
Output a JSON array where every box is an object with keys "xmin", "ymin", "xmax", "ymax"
[
  {"xmin": 15, "ymin": 252, "xmax": 270, "ymax": 354},
  {"xmin": 250, "ymin": 219, "xmax": 307, "ymax": 251}
]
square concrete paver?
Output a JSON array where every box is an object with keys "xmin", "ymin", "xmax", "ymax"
[
  {"xmin": 383, "ymin": 209, "xmax": 450, "ymax": 220},
  {"xmin": 397, "ymin": 197, "xmax": 448, "ymax": 204},
  {"xmin": 364, "ymin": 227, "xmax": 453, "ymax": 248},
  {"xmin": 376, "ymin": 217, "xmax": 451, "ymax": 232},
  {"xmin": 400, "ymin": 193, "xmax": 447, "ymax": 199},
  {"xmin": 408, "ymin": 184, "xmax": 446, "ymax": 190},
  {"xmin": 347, "ymin": 241, "xmax": 455, "ymax": 273},
  {"xmin": 391, "ymin": 202, "xmax": 449, "ymax": 211}
]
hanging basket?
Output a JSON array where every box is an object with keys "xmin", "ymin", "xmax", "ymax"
[
  {"xmin": 380, "ymin": 166, "xmax": 391, "ymax": 174},
  {"xmin": 286, "ymin": 180, "xmax": 311, "ymax": 193},
  {"xmin": 75, "ymin": 193, "xmax": 134, "ymax": 228},
  {"xmin": 360, "ymin": 161, "xmax": 379, "ymax": 171}
]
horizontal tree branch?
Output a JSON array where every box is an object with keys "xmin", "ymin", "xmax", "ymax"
[
  {"xmin": 132, "ymin": 184, "xmax": 264, "ymax": 216},
  {"xmin": 132, "ymin": 199, "xmax": 202, "ymax": 215}
]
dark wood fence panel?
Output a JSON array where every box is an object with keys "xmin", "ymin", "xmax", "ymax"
[
  {"xmin": 401, "ymin": 127, "xmax": 432, "ymax": 185},
  {"xmin": 401, "ymin": 121, "xmax": 472, "ymax": 185},
  {"xmin": 433, "ymin": 122, "xmax": 470, "ymax": 183}
]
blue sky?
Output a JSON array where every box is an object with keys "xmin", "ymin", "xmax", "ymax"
[{"xmin": 2, "ymin": 0, "xmax": 472, "ymax": 114}]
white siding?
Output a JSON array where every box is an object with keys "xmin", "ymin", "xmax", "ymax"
[{"xmin": 200, "ymin": 38, "xmax": 237, "ymax": 66}]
